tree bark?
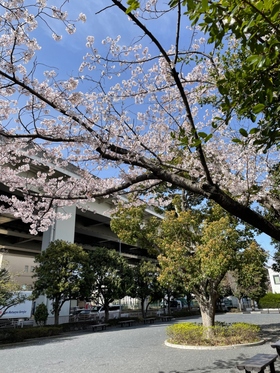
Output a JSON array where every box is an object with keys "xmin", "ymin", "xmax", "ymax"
[
  {"xmin": 104, "ymin": 302, "xmax": 110, "ymax": 322},
  {"xmin": 141, "ymin": 299, "xmax": 146, "ymax": 318},
  {"xmin": 53, "ymin": 299, "xmax": 60, "ymax": 325},
  {"xmin": 196, "ymin": 293, "xmax": 217, "ymax": 339}
]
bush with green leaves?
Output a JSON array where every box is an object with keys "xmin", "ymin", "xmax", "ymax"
[
  {"xmin": 166, "ymin": 322, "xmax": 260, "ymax": 346},
  {"xmin": 259, "ymin": 293, "xmax": 280, "ymax": 309},
  {"xmin": 0, "ymin": 326, "xmax": 62, "ymax": 344},
  {"xmin": 34, "ymin": 303, "xmax": 49, "ymax": 326}
]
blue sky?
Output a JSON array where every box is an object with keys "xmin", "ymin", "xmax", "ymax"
[
  {"xmin": 33, "ymin": 1, "xmax": 190, "ymax": 80},
  {"xmin": 256, "ymin": 233, "xmax": 275, "ymax": 265}
]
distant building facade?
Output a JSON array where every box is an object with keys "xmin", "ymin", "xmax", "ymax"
[{"xmin": 268, "ymin": 267, "xmax": 280, "ymax": 294}]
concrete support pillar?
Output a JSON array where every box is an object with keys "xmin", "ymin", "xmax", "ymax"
[
  {"xmin": 40, "ymin": 205, "xmax": 76, "ymax": 324},
  {"xmin": 42, "ymin": 205, "xmax": 76, "ymax": 250}
]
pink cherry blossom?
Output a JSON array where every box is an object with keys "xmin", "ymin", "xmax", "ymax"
[{"xmin": 0, "ymin": 0, "xmax": 278, "ymax": 242}]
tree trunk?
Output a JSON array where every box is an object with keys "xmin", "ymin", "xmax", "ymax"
[
  {"xmin": 197, "ymin": 294, "xmax": 217, "ymax": 339},
  {"xmin": 104, "ymin": 302, "xmax": 110, "ymax": 322},
  {"xmin": 145, "ymin": 300, "xmax": 151, "ymax": 317},
  {"xmin": 54, "ymin": 307, "xmax": 59, "ymax": 325},
  {"xmin": 167, "ymin": 294, "xmax": 172, "ymax": 315},
  {"xmin": 141, "ymin": 299, "xmax": 146, "ymax": 318},
  {"xmin": 53, "ymin": 298, "xmax": 66, "ymax": 325},
  {"xmin": 200, "ymin": 302, "xmax": 215, "ymax": 327},
  {"xmin": 238, "ymin": 297, "xmax": 245, "ymax": 312}
]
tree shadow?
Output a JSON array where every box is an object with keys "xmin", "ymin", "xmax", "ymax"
[
  {"xmin": 259, "ymin": 323, "xmax": 280, "ymax": 342},
  {"xmin": 157, "ymin": 354, "xmax": 261, "ymax": 372},
  {"xmin": 157, "ymin": 324, "xmax": 280, "ymax": 373}
]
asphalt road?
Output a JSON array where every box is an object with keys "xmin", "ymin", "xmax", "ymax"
[{"xmin": 1, "ymin": 313, "xmax": 280, "ymax": 373}]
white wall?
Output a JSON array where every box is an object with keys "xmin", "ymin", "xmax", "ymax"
[
  {"xmin": 0, "ymin": 252, "xmax": 35, "ymax": 289},
  {"xmin": 35, "ymin": 295, "xmax": 71, "ymax": 325},
  {"xmin": 268, "ymin": 267, "xmax": 280, "ymax": 294}
]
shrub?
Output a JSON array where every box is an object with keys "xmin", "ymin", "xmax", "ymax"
[
  {"xmin": 0, "ymin": 329, "xmax": 24, "ymax": 343},
  {"xmin": 16, "ymin": 326, "xmax": 62, "ymax": 340},
  {"xmin": 166, "ymin": 323, "xmax": 204, "ymax": 345},
  {"xmin": 172, "ymin": 309, "xmax": 200, "ymax": 318},
  {"xmin": 226, "ymin": 323, "xmax": 260, "ymax": 344},
  {"xmin": 166, "ymin": 322, "xmax": 260, "ymax": 346},
  {"xmin": 34, "ymin": 303, "xmax": 49, "ymax": 326},
  {"xmin": 259, "ymin": 293, "xmax": 280, "ymax": 309},
  {"xmin": 0, "ymin": 326, "xmax": 62, "ymax": 344}
]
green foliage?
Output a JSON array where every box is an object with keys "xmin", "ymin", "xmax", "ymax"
[
  {"xmin": 258, "ymin": 293, "xmax": 280, "ymax": 308},
  {"xmin": 234, "ymin": 242, "xmax": 268, "ymax": 301},
  {"xmin": 165, "ymin": 0, "xmax": 280, "ymax": 149},
  {"xmin": 111, "ymin": 205, "xmax": 160, "ymax": 254},
  {"xmin": 0, "ymin": 326, "xmax": 62, "ymax": 344},
  {"xmin": 157, "ymin": 205, "xmax": 241, "ymax": 293},
  {"xmin": 16, "ymin": 326, "xmax": 62, "ymax": 340},
  {"xmin": 111, "ymin": 201, "xmax": 262, "ymax": 328},
  {"xmin": 32, "ymin": 240, "xmax": 88, "ymax": 325},
  {"xmin": 167, "ymin": 323, "xmax": 204, "ymax": 345},
  {"xmin": 126, "ymin": 0, "xmax": 140, "ymax": 13},
  {"xmin": 221, "ymin": 241, "xmax": 268, "ymax": 304},
  {"xmin": 0, "ymin": 268, "xmax": 24, "ymax": 317},
  {"xmin": 166, "ymin": 322, "xmax": 260, "ymax": 346},
  {"xmin": 83, "ymin": 247, "xmax": 133, "ymax": 321},
  {"xmin": 172, "ymin": 308, "xmax": 200, "ymax": 318},
  {"xmin": 0, "ymin": 268, "xmax": 13, "ymax": 307},
  {"xmin": 34, "ymin": 303, "xmax": 49, "ymax": 326},
  {"xmin": 128, "ymin": 260, "xmax": 163, "ymax": 317}
]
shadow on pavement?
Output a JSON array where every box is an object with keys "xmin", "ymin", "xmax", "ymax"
[
  {"xmin": 259, "ymin": 323, "xmax": 280, "ymax": 341},
  {"xmin": 157, "ymin": 353, "xmax": 277, "ymax": 372}
]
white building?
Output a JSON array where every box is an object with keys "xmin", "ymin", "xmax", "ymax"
[{"xmin": 267, "ymin": 267, "xmax": 280, "ymax": 294}]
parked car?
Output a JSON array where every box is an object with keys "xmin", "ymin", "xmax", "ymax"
[
  {"xmin": 97, "ymin": 305, "xmax": 122, "ymax": 321},
  {"xmin": 77, "ymin": 310, "xmax": 91, "ymax": 320},
  {"xmin": 91, "ymin": 305, "xmax": 102, "ymax": 313},
  {"xmin": 77, "ymin": 309, "xmax": 98, "ymax": 321},
  {"xmin": 223, "ymin": 298, "xmax": 233, "ymax": 309},
  {"xmin": 69, "ymin": 308, "xmax": 84, "ymax": 321}
]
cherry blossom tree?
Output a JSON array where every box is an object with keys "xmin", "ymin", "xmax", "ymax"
[{"xmin": 0, "ymin": 1, "xmax": 279, "ymax": 244}]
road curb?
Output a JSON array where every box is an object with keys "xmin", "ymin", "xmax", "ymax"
[{"xmin": 164, "ymin": 339, "xmax": 266, "ymax": 350}]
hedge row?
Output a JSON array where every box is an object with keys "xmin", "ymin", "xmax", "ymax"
[
  {"xmin": 258, "ymin": 293, "xmax": 280, "ymax": 308},
  {"xmin": 0, "ymin": 326, "xmax": 62, "ymax": 344}
]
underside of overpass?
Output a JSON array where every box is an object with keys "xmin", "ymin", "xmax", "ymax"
[{"xmin": 0, "ymin": 207, "xmax": 151, "ymax": 265}]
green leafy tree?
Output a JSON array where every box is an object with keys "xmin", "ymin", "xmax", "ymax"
[
  {"xmin": 233, "ymin": 242, "xmax": 268, "ymax": 308},
  {"xmin": 111, "ymin": 202, "xmax": 262, "ymax": 334},
  {"xmin": 84, "ymin": 247, "xmax": 133, "ymax": 322},
  {"xmin": 32, "ymin": 240, "xmax": 88, "ymax": 325},
  {"xmin": 157, "ymin": 207, "xmax": 243, "ymax": 330},
  {"xmin": 111, "ymin": 204, "xmax": 161, "ymax": 255},
  {"xmin": 112, "ymin": 207, "xmax": 189, "ymax": 315},
  {"xmin": 156, "ymin": 271, "xmax": 188, "ymax": 315},
  {"xmin": 0, "ymin": 267, "xmax": 24, "ymax": 318},
  {"xmin": 34, "ymin": 303, "xmax": 49, "ymax": 326},
  {"xmin": 128, "ymin": 260, "xmax": 163, "ymax": 318}
]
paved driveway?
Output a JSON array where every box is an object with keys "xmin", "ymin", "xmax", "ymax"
[{"xmin": 1, "ymin": 313, "xmax": 280, "ymax": 373}]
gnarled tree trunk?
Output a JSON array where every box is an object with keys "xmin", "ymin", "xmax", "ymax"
[{"xmin": 196, "ymin": 293, "xmax": 217, "ymax": 339}]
